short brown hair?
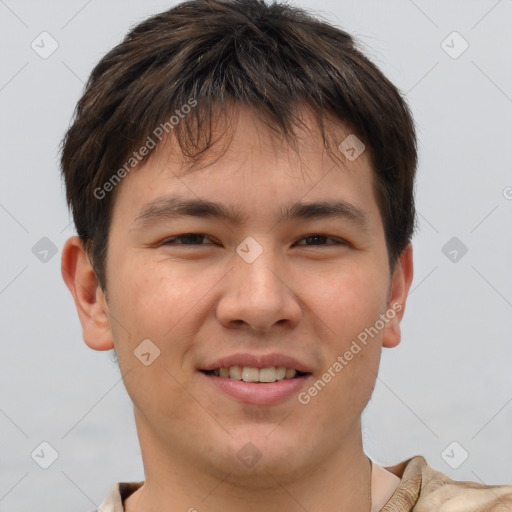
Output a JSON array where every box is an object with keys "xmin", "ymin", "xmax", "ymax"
[{"xmin": 60, "ymin": 0, "xmax": 417, "ymax": 292}]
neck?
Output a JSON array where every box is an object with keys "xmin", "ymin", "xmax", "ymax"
[{"xmin": 125, "ymin": 413, "xmax": 372, "ymax": 512}]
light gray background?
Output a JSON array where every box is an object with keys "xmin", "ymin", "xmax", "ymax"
[{"xmin": 1, "ymin": 0, "xmax": 511, "ymax": 510}]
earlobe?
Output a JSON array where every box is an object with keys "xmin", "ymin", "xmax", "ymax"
[
  {"xmin": 382, "ymin": 244, "xmax": 414, "ymax": 349},
  {"xmin": 61, "ymin": 236, "xmax": 114, "ymax": 351}
]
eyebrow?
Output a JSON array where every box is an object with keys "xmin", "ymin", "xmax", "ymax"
[{"xmin": 132, "ymin": 194, "xmax": 370, "ymax": 231}]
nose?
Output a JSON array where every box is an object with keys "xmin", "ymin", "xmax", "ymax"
[{"xmin": 215, "ymin": 241, "xmax": 302, "ymax": 333}]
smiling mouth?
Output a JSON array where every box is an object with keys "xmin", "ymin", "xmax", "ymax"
[{"xmin": 200, "ymin": 366, "xmax": 310, "ymax": 383}]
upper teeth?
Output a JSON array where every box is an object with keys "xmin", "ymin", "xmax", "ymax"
[{"xmin": 213, "ymin": 366, "xmax": 297, "ymax": 382}]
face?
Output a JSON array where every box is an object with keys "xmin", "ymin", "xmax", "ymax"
[{"xmin": 67, "ymin": 105, "xmax": 411, "ymax": 485}]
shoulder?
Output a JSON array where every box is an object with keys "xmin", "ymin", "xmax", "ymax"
[
  {"xmin": 383, "ymin": 455, "xmax": 512, "ymax": 512},
  {"xmin": 88, "ymin": 481, "xmax": 144, "ymax": 512}
]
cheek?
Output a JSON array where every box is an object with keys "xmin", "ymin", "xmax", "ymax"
[
  {"xmin": 318, "ymin": 265, "xmax": 388, "ymax": 404},
  {"xmin": 106, "ymin": 259, "xmax": 205, "ymax": 423},
  {"xmin": 304, "ymin": 276, "xmax": 385, "ymax": 424},
  {"xmin": 107, "ymin": 256, "xmax": 215, "ymax": 358},
  {"xmin": 318, "ymin": 264, "xmax": 389, "ymax": 341},
  {"xmin": 111, "ymin": 256, "xmax": 179, "ymax": 322}
]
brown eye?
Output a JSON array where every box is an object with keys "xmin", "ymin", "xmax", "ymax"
[
  {"xmin": 295, "ymin": 235, "xmax": 347, "ymax": 246},
  {"xmin": 162, "ymin": 234, "xmax": 214, "ymax": 245}
]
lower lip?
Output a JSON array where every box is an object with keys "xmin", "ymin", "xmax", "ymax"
[{"xmin": 200, "ymin": 372, "xmax": 310, "ymax": 405}]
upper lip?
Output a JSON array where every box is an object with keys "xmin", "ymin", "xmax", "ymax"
[{"xmin": 200, "ymin": 353, "xmax": 312, "ymax": 373}]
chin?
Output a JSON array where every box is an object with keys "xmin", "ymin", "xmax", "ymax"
[
  {"xmin": 217, "ymin": 429, "xmax": 311, "ymax": 478},
  {"xmin": 220, "ymin": 447, "xmax": 311, "ymax": 489}
]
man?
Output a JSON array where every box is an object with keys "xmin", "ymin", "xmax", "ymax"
[{"xmin": 59, "ymin": 0, "xmax": 512, "ymax": 510}]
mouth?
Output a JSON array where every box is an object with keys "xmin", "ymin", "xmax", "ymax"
[
  {"xmin": 199, "ymin": 366, "xmax": 312, "ymax": 405},
  {"xmin": 200, "ymin": 366, "xmax": 311, "ymax": 383},
  {"xmin": 198, "ymin": 353, "xmax": 313, "ymax": 404}
]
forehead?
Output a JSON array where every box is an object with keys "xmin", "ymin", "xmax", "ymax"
[{"xmin": 110, "ymin": 104, "xmax": 379, "ymax": 228}]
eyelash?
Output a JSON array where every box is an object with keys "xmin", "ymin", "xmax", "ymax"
[{"xmin": 160, "ymin": 233, "xmax": 348, "ymax": 247}]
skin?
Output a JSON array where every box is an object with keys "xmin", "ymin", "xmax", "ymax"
[{"xmin": 62, "ymin": 104, "xmax": 413, "ymax": 512}]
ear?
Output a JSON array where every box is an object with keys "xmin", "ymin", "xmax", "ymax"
[
  {"xmin": 382, "ymin": 243, "xmax": 414, "ymax": 349},
  {"xmin": 61, "ymin": 236, "xmax": 114, "ymax": 351}
]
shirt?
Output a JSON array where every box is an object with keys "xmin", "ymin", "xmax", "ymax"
[{"xmin": 93, "ymin": 455, "xmax": 512, "ymax": 512}]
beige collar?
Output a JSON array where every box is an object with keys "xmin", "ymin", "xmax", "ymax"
[{"xmin": 370, "ymin": 460, "xmax": 402, "ymax": 511}]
